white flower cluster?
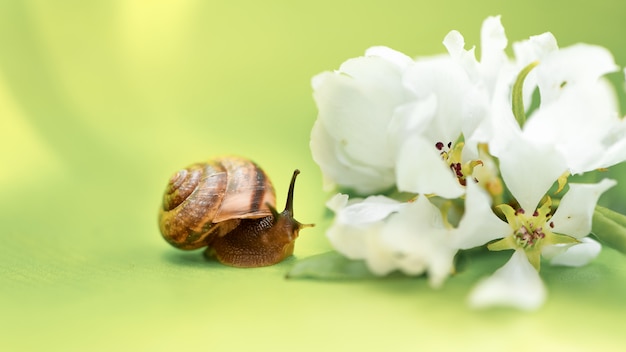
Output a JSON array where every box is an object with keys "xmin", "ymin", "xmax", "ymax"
[{"xmin": 309, "ymin": 16, "xmax": 626, "ymax": 310}]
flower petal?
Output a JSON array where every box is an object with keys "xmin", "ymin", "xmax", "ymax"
[
  {"xmin": 534, "ymin": 43, "xmax": 618, "ymax": 104},
  {"xmin": 444, "ymin": 15, "xmax": 508, "ymax": 91},
  {"xmin": 545, "ymin": 237, "xmax": 602, "ymax": 267},
  {"xmin": 336, "ymin": 195, "xmax": 405, "ymax": 225},
  {"xmin": 365, "ymin": 46, "xmax": 414, "ymax": 70},
  {"xmin": 479, "ymin": 16, "xmax": 508, "ymax": 63},
  {"xmin": 443, "ymin": 29, "xmax": 470, "ymax": 60},
  {"xmin": 454, "ymin": 181, "xmax": 511, "ymax": 249},
  {"xmin": 380, "ymin": 197, "xmax": 455, "ymax": 287},
  {"xmin": 468, "ymin": 250, "xmax": 547, "ymax": 310},
  {"xmin": 477, "ymin": 15, "xmax": 508, "ymax": 90},
  {"xmin": 395, "ymin": 135, "xmax": 465, "ymax": 198},
  {"xmin": 326, "ymin": 193, "xmax": 349, "ymax": 213},
  {"xmin": 402, "ymin": 56, "xmax": 471, "ymax": 144},
  {"xmin": 594, "ymin": 118, "xmax": 626, "ymax": 170},
  {"xmin": 522, "ymin": 80, "xmax": 620, "ymax": 174},
  {"xmin": 326, "ymin": 221, "xmax": 373, "ymax": 261},
  {"xmin": 309, "ymin": 45, "xmax": 423, "ymax": 194},
  {"xmin": 424, "ymin": 247, "xmax": 458, "ymax": 288},
  {"xmin": 312, "ymin": 62, "xmax": 397, "ymax": 167},
  {"xmin": 497, "ymin": 135, "xmax": 567, "ymax": 212},
  {"xmin": 362, "ymin": 227, "xmax": 399, "ymax": 276},
  {"xmin": 550, "ymin": 179, "xmax": 616, "ymax": 238},
  {"xmin": 387, "ymin": 95, "xmax": 438, "ymax": 155},
  {"xmin": 325, "ymin": 194, "xmax": 405, "ymax": 261},
  {"xmin": 310, "ymin": 120, "xmax": 395, "ymax": 193},
  {"xmin": 512, "ymin": 32, "xmax": 558, "ymax": 67}
]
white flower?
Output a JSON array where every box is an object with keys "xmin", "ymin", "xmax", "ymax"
[
  {"xmin": 390, "ymin": 18, "xmax": 515, "ymax": 198},
  {"xmin": 309, "ymin": 15, "xmax": 626, "ymax": 312},
  {"xmin": 470, "ymin": 179, "xmax": 615, "ymax": 309},
  {"xmin": 465, "ymin": 48, "xmax": 619, "ymax": 308},
  {"xmin": 445, "ymin": 16, "xmax": 626, "ymax": 175},
  {"xmin": 491, "ymin": 29, "xmax": 624, "ymax": 174},
  {"xmin": 311, "ymin": 42, "xmax": 497, "ymax": 197},
  {"xmin": 326, "ymin": 181, "xmax": 510, "ymax": 287},
  {"xmin": 310, "ymin": 46, "xmax": 414, "ymax": 194}
]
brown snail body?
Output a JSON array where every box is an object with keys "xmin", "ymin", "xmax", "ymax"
[{"xmin": 158, "ymin": 156, "xmax": 312, "ymax": 267}]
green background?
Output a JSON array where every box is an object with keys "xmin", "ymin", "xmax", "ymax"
[{"xmin": 2, "ymin": 0, "xmax": 626, "ymax": 350}]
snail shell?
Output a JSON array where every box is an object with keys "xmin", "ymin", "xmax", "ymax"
[{"xmin": 158, "ymin": 156, "xmax": 312, "ymax": 267}]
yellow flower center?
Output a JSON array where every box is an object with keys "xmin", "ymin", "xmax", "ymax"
[
  {"xmin": 488, "ymin": 197, "xmax": 579, "ymax": 270},
  {"xmin": 511, "ymin": 208, "xmax": 548, "ymax": 249}
]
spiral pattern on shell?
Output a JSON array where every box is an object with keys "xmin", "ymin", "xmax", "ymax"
[{"xmin": 158, "ymin": 157, "xmax": 276, "ymax": 250}]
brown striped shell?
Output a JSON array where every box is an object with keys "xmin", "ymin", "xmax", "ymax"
[{"xmin": 158, "ymin": 156, "xmax": 277, "ymax": 250}]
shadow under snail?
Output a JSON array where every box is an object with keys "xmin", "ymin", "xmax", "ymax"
[{"xmin": 158, "ymin": 156, "xmax": 313, "ymax": 267}]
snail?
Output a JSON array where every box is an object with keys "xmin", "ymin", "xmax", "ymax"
[{"xmin": 158, "ymin": 156, "xmax": 313, "ymax": 267}]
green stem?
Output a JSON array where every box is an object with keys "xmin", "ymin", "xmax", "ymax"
[{"xmin": 592, "ymin": 205, "xmax": 626, "ymax": 255}]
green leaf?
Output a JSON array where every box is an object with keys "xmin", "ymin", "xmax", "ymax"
[
  {"xmin": 286, "ymin": 251, "xmax": 380, "ymax": 280},
  {"xmin": 512, "ymin": 61, "xmax": 539, "ymax": 128},
  {"xmin": 592, "ymin": 205, "xmax": 626, "ymax": 254}
]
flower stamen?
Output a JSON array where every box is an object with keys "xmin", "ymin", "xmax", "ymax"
[
  {"xmin": 489, "ymin": 197, "xmax": 579, "ymax": 270},
  {"xmin": 435, "ymin": 141, "xmax": 484, "ymax": 188}
]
